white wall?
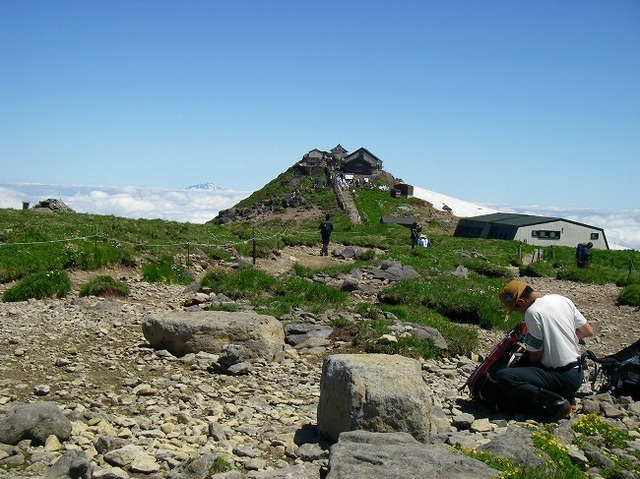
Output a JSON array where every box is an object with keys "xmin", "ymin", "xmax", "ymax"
[{"xmin": 514, "ymin": 220, "xmax": 608, "ymax": 249}]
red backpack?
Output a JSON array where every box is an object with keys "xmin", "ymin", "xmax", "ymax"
[{"xmin": 461, "ymin": 322, "xmax": 528, "ymax": 407}]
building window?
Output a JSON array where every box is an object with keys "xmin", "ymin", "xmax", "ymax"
[
  {"xmin": 537, "ymin": 230, "xmax": 561, "ymax": 240},
  {"xmin": 531, "ymin": 231, "xmax": 539, "ymax": 237},
  {"xmin": 590, "ymin": 233, "xmax": 599, "ymax": 240}
]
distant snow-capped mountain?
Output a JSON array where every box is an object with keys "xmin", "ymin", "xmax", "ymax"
[{"xmin": 186, "ymin": 183, "xmax": 222, "ymax": 191}]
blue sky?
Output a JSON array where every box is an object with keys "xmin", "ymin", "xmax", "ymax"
[{"xmin": 1, "ymin": 1, "xmax": 639, "ymax": 211}]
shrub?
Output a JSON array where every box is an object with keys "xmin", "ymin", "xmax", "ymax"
[
  {"xmin": 358, "ymin": 248, "xmax": 376, "ymax": 261},
  {"xmin": 79, "ymin": 275, "xmax": 130, "ymax": 298},
  {"xmin": 252, "ymin": 276, "xmax": 349, "ymax": 316},
  {"xmin": 142, "ymin": 256, "xmax": 192, "ymax": 285},
  {"xmin": 379, "ymin": 276, "xmax": 508, "ymax": 329},
  {"xmin": 366, "ymin": 335, "xmax": 440, "ymax": 360},
  {"xmin": 199, "ymin": 267, "xmax": 278, "ymax": 299},
  {"xmin": 519, "ymin": 261, "xmax": 556, "ymax": 278},
  {"xmin": 556, "ymin": 267, "xmax": 609, "ymax": 285},
  {"xmin": 617, "ymin": 283, "xmax": 640, "ymax": 307},
  {"xmin": 378, "ymin": 304, "xmax": 479, "ymax": 357},
  {"xmin": 210, "ymin": 456, "xmax": 231, "ymax": 474},
  {"xmin": 462, "ymin": 258, "xmax": 512, "ymax": 279},
  {"xmin": 2, "ymin": 270, "xmax": 72, "ymax": 302}
]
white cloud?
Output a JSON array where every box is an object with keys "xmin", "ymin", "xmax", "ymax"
[
  {"xmin": 2, "ymin": 183, "xmax": 639, "ymax": 251},
  {"xmin": 0, "ymin": 183, "xmax": 250, "ymax": 224}
]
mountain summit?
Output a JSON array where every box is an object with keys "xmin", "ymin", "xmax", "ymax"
[
  {"xmin": 186, "ymin": 183, "xmax": 222, "ymax": 191},
  {"xmin": 210, "ymin": 145, "xmax": 458, "ymax": 234}
]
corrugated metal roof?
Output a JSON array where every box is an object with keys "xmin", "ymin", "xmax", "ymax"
[
  {"xmin": 471, "ymin": 213, "xmax": 562, "ymax": 227},
  {"xmin": 380, "ymin": 216, "xmax": 416, "ymax": 226},
  {"xmin": 470, "ymin": 212, "xmax": 605, "ymax": 231}
]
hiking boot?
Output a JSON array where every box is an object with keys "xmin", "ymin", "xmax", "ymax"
[{"xmin": 544, "ymin": 398, "xmax": 571, "ymax": 422}]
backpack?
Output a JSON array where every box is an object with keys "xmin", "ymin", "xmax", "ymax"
[
  {"xmin": 576, "ymin": 244, "xmax": 588, "ymax": 262},
  {"xmin": 461, "ymin": 322, "xmax": 527, "ymax": 408},
  {"xmin": 585, "ymin": 339, "xmax": 640, "ymax": 400},
  {"xmin": 320, "ymin": 221, "xmax": 332, "ymax": 236}
]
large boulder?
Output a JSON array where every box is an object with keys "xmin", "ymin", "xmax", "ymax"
[
  {"xmin": 142, "ymin": 310, "xmax": 284, "ymax": 360},
  {"xmin": 326, "ymin": 430, "xmax": 497, "ymax": 479},
  {"xmin": 0, "ymin": 402, "xmax": 72, "ymax": 446},
  {"xmin": 317, "ymin": 354, "xmax": 431, "ymax": 443}
]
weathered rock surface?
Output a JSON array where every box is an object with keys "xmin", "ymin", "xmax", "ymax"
[
  {"xmin": 317, "ymin": 354, "xmax": 431, "ymax": 442},
  {"xmin": 0, "ymin": 402, "xmax": 72, "ymax": 446},
  {"xmin": 142, "ymin": 310, "xmax": 284, "ymax": 360},
  {"xmin": 0, "ymin": 265, "xmax": 639, "ymax": 478},
  {"xmin": 326, "ymin": 430, "xmax": 497, "ymax": 479}
]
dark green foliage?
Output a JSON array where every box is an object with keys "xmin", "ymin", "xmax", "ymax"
[
  {"xmin": 199, "ymin": 268, "xmax": 347, "ymax": 317},
  {"xmin": 520, "ymin": 261, "xmax": 557, "ymax": 278},
  {"xmin": 2, "ymin": 270, "xmax": 72, "ymax": 302},
  {"xmin": 379, "ymin": 304, "xmax": 479, "ymax": 357},
  {"xmin": 556, "ymin": 267, "xmax": 610, "ymax": 285},
  {"xmin": 142, "ymin": 257, "xmax": 192, "ymax": 285},
  {"xmin": 209, "ymin": 457, "xmax": 232, "ymax": 474},
  {"xmin": 462, "ymin": 258, "xmax": 512, "ymax": 278},
  {"xmin": 199, "ymin": 267, "xmax": 278, "ymax": 299},
  {"xmin": 254, "ymin": 284, "xmax": 348, "ymax": 317},
  {"xmin": 617, "ymin": 283, "xmax": 640, "ymax": 307},
  {"xmin": 366, "ymin": 335, "xmax": 440, "ymax": 360},
  {"xmin": 79, "ymin": 275, "xmax": 130, "ymax": 298},
  {"xmin": 379, "ymin": 276, "xmax": 511, "ymax": 329},
  {"xmin": 358, "ymin": 248, "xmax": 376, "ymax": 261}
]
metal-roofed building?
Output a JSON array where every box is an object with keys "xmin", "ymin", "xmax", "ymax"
[
  {"xmin": 343, "ymin": 147, "xmax": 383, "ymax": 176},
  {"xmin": 453, "ymin": 213, "xmax": 609, "ymax": 250}
]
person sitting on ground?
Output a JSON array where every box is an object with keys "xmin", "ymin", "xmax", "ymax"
[{"xmin": 495, "ymin": 280, "xmax": 594, "ymax": 421}]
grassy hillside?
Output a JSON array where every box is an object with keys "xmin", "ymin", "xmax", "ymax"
[
  {"xmin": 2, "ymin": 163, "xmax": 639, "ymax": 360},
  {"xmin": 2, "ymin": 201, "xmax": 640, "ymax": 360}
]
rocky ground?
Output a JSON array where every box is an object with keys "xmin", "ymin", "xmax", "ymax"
[{"xmin": 0, "ymin": 247, "xmax": 639, "ymax": 478}]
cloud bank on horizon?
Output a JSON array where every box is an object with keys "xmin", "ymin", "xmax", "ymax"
[{"xmin": 1, "ymin": 183, "xmax": 638, "ymax": 251}]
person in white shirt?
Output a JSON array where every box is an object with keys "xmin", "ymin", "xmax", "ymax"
[{"xmin": 495, "ymin": 280, "xmax": 594, "ymax": 421}]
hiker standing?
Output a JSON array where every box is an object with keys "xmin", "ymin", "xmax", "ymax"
[
  {"xmin": 576, "ymin": 242, "xmax": 593, "ymax": 268},
  {"xmin": 318, "ymin": 213, "xmax": 333, "ymax": 256},
  {"xmin": 410, "ymin": 222, "xmax": 421, "ymax": 249},
  {"xmin": 495, "ymin": 280, "xmax": 594, "ymax": 421}
]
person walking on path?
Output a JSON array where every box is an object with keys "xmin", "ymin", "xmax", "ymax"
[
  {"xmin": 410, "ymin": 221, "xmax": 421, "ymax": 249},
  {"xmin": 318, "ymin": 213, "xmax": 334, "ymax": 256},
  {"xmin": 495, "ymin": 279, "xmax": 594, "ymax": 421}
]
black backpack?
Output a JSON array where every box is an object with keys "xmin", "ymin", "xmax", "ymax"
[
  {"xmin": 320, "ymin": 221, "xmax": 332, "ymax": 236},
  {"xmin": 585, "ymin": 340, "xmax": 640, "ymax": 400}
]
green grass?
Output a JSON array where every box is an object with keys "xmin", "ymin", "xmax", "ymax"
[
  {"xmin": 378, "ymin": 275, "xmax": 516, "ymax": 330},
  {"xmin": 199, "ymin": 267, "xmax": 348, "ymax": 317},
  {"xmin": 199, "ymin": 267, "xmax": 279, "ymax": 299},
  {"xmin": 142, "ymin": 256, "xmax": 193, "ymax": 285},
  {"xmin": 2, "ymin": 270, "xmax": 72, "ymax": 302},
  {"xmin": 617, "ymin": 283, "xmax": 640, "ymax": 306},
  {"xmin": 1, "ymin": 206, "xmax": 639, "ymax": 359},
  {"xmin": 79, "ymin": 275, "xmax": 130, "ymax": 298}
]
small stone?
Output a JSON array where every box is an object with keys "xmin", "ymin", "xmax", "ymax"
[{"xmin": 34, "ymin": 384, "xmax": 50, "ymax": 396}]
